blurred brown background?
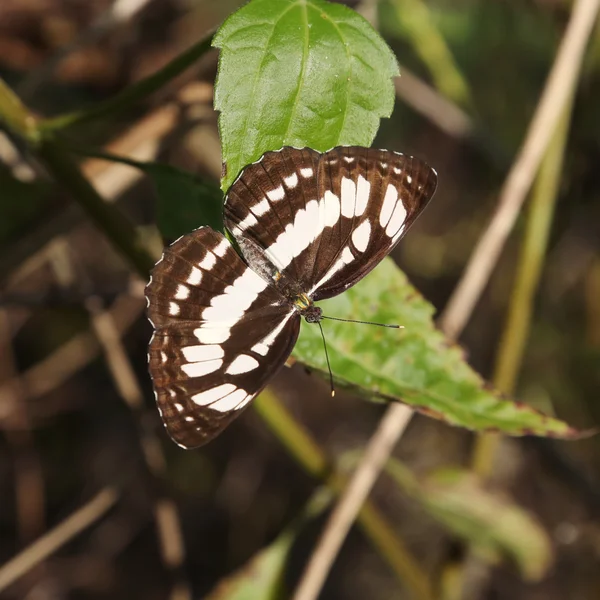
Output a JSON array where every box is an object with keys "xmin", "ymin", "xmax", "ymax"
[{"xmin": 1, "ymin": 1, "xmax": 599, "ymax": 599}]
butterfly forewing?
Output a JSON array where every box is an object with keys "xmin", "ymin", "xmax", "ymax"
[
  {"xmin": 224, "ymin": 147, "xmax": 322, "ymax": 284},
  {"xmin": 223, "ymin": 147, "xmax": 437, "ymax": 300},
  {"xmin": 147, "ymin": 227, "xmax": 300, "ymax": 448}
]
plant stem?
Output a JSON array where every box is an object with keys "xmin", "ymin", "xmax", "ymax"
[
  {"xmin": 254, "ymin": 390, "xmax": 434, "ymax": 600},
  {"xmin": 472, "ymin": 98, "xmax": 574, "ymax": 478},
  {"xmin": 0, "ymin": 77, "xmax": 40, "ymax": 143},
  {"xmin": 390, "ymin": 0, "xmax": 473, "ymax": 107},
  {"xmin": 36, "ymin": 141, "xmax": 158, "ymax": 278},
  {"xmin": 40, "ymin": 33, "xmax": 214, "ymax": 132}
]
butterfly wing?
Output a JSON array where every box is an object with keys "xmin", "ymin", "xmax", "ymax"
[
  {"xmin": 223, "ymin": 147, "xmax": 323, "ymax": 285},
  {"xmin": 309, "ymin": 146, "xmax": 438, "ymax": 300},
  {"xmin": 223, "ymin": 146, "xmax": 437, "ymax": 300},
  {"xmin": 146, "ymin": 227, "xmax": 300, "ymax": 448}
]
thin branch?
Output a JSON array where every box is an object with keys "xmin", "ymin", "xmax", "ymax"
[
  {"xmin": 36, "ymin": 141, "xmax": 158, "ymax": 278},
  {"xmin": 438, "ymin": 0, "xmax": 600, "ymax": 339},
  {"xmin": 291, "ymin": 403, "xmax": 415, "ymax": 600},
  {"xmin": 0, "ymin": 311, "xmax": 46, "ymax": 543},
  {"xmin": 87, "ymin": 296, "xmax": 191, "ymax": 600},
  {"xmin": 40, "ymin": 31, "xmax": 215, "ymax": 132},
  {"xmin": 0, "ymin": 488, "xmax": 119, "ymax": 593},
  {"xmin": 253, "ymin": 392, "xmax": 433, "ymax": 600},
  {"xmin": 0, "ymin": 294, "xmax": 144, "ymax": 407}
]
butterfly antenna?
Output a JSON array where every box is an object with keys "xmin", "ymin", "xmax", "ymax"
[
  {"xmin": 317, "ymin": 320, "xmax": 335, "ymax": 397},
  {"xmin": 321, "ymin": 315, "xmax": 403, "ymax": 329}
]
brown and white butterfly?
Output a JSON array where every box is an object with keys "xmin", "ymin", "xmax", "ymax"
[{"xmin": 146, "ymin": 146, "xmax": 437, "ymax": 448}]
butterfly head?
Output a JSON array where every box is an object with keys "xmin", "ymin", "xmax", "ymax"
[{"xmin": 302, "ymin": 304, "xmax": 323, "ymax": 324}]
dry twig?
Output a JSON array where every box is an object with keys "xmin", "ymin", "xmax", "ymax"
[{"xmin": 0, "ymin": 488, "xmax": 119, "ymax": 593}]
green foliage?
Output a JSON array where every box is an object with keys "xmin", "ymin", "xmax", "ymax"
[
  {"xmin": 0, "ymin": 165, "xmax": 51, "ymax": 243},
  {"xmin": 385, "ymin": 461, "xmax": 553, "ymax": 580},
  {"xmin": 213, "ymin": 0, "xmax": 399, "ymax": 190},
  {"xmin": 204, "ymin": 488, "xmax": 332, "ymax": 600},
  {"xmin": 205, "ymin": 531, "xmax": 292, "ymax": 600},
  {"xmin": 295, "ymin": 259, "xmax": 577, "ymax": 437},
  {"xmin": 142, "ymin": 163, "xmax": 224, "ymax": 240}
]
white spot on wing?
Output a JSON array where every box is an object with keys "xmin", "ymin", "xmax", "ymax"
[
  {"xmin": 406, "ymin": 175, "xmax": 413, "ymax": 184},
  {"xmin": 264, "ymin": 199, "xmax": 325, "ymax": 270},
  {"xmin": 191, "ymin": 383, "xmax": 235, "ymax": 406},
  {"xmin": 300, "ymin": 167, "xmax": 313, "ymax": 178},
  {"xmin": 181, "ymin": 344, "xmax": 224, "ymax": 362},
  {"xmin": 324, "ymin": 191, "xmax": 340, "ymax": 227},
  {"xmin": 237, "ymin": 211, "xmax": 258, "ymax": 231},
  {"xmin": 310, "ymin": 245, "xmax": 354, "ymax": 293},
  {"xmin": 380, "ymin": 184, "xmax": 398, "ymax": 227},
  {"xmin": 386, "ymin": 201, "xmax": 408, "ymax": 238},
  {"xmin": 284, "ymin": 173, "xmax": 298, "ymax": 188},
  {"xmin": 175, "ymin": 284, "xmax": 190, "ymax": 300},
  {"xmin": 351, "ymin": 220, "xmax": 371, "ymax": 252},
  {"xmin": 343, "ymin": 155, "xmax": 355, "ymax": 163},
  {"xmin": 341, "ymin": 247, "xmax": 354, "ymax": 264},
  {"xmin": 169, "ymin": 302, "xmax": 180, "ymax": 315},
  {"xmin": 252, "ymin": 198, "xmax": 270, "ymax": 216},
  {"xmin": 202, "ymin": 269, "xmax": 268, "ymax": 322},
  {"xmin": 199, "ymin": 252, "xmax": 216, "ymax": 270},
  {"xmin": 226, "ymin": 354, "xmax": 259, "ymax": 375},
  {"xmin": 210, "ymin": 388, "xmax": 248, "ymax": 412},
  {"xmin": 181, "ymin": 358, "xmax": 222, "ymax": 377},
  {"xmin": 187, "ymin": 267, "xmax": 202, "ymax": 285},
  {"xmin": 213, "ymin": 238, "xmax": 230, "ymax": 257},
  {"xmin": 341, "ymin": 177, "xmax": 356, "ymax": 218},
  {"xmin": 194, "ymin": 326, "xmax": 231, "ymax": 344},
  {"xmin": 251, "ymin": 312, "xmax": 296, "ymax": 356},
  {"xmin": 355, "ymin": 175, "xmax": 370, "ymax": 216},
  {"xmin": 266, "ymin": 185, "xmax": 285, "ymax": 201}
]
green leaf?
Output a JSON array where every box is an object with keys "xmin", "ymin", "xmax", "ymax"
[
  {"xmin": 0, "ymin": 165, "xmax": 54, "ymax": 244},
  {"xmin": 205, "ymin": 530, "xmax": 293, "ymax": 600},
  {"xmin": 204, "ymin": 488, "xmax": 332, "ymax": 600},
  {"xmin": 213, "ymin": 0, "xmax": 399, "ymax": 190},
  {"xmin": 142, "ymin": 163, "xmax": 224, "ymax": 240},
  {"xmin": 385, "ymin": 462, "xmax": 553, "ymax": 580},
  {"xmin": 294, "ymin": 257, "xmax": 578, "ymax": 437}
]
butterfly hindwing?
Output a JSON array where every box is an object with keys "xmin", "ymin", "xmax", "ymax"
[{"xmin": 146, "ymin": 227, "xmax": 300, "ymax": 448}]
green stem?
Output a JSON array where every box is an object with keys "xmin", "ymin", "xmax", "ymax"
[
  {"xmin": 0, "ymin": 76, "xmax": 158, "ymax": 278},
  {"xmin": 390, "ymin": 0, "xmax": 473, "ymax": 107},
  {"xmin": 40, "ymin": 32, "xmax": 214, "ymax": 132},
  {"xmin": 254, "ymin": 390, "xmax": 434, "ymax": 600},
  {"xmin": 36, "ymin": 141, "xmax": 157, "ymax": 278},
  {"xmin": 0, "ymin": 77, "xmax": 40, "ymax": 143},
  {"xmin": 472, "ymin": 98, "xmax": 574, "ymax": 478},
  {"xmin": 440, "ymin": 99, "xmax": 575, "ymax": 600}
]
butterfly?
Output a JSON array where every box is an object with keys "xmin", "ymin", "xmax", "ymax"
[{"xmin": 145, "ymin": 146, "xmax": 437, "ymax": 448}]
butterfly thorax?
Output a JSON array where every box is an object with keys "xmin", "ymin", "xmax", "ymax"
[
  {"xmin": 293, "ymin": 293, "xmax": 322, "ymax": 323},
  {"xmin": 236, "ymin": 232, "xmax": 320, "ymax": 320}
]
